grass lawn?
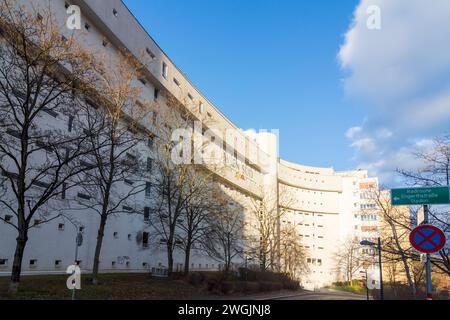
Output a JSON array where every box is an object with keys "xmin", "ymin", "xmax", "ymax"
[
  {"xmin": 328, "ymin": 283, "xmax": 366, "ymax": 295},
  {"xmin": 0, "ymin": 273, "xmax": 212, "ymax": 300}
]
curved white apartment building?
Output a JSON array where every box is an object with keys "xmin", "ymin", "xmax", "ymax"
[{"xmin": 0, "ymin": 0, "xmax": 378, "ymax": 289}]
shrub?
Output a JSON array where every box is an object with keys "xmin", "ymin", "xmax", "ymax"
[
  {"xmin": 187, "ymin": 273, "xmax": 202, "ymax": 286},
  {"xmin": 282, "ymin": 280, "xmax": 300, "ymax": 291},
  {"xmin": 220, "ymin": 281, "xmax": 234, "ymax": 295}
]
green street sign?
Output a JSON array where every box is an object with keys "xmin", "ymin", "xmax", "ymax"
[{"xmin": 391, "ymin": 187, "xmax": 450, "ymax": 206}]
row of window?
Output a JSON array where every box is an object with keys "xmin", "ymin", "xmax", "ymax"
[
  {"xmin": 0, "ymin": 257, "xmax": 218, "ymax": 270},
  {"xmin": 359, "ymin": 214, "xmax": 378, "ymax": 221},
  {"xmin": 0, "ymin": 258, "xmax": 148, "ymax": 269},
  {"xmin": 306, "ymin": 258, "xmax": 323, "ymax": 266},
  {"xmin": 299, "ymin": 234, "xmax": 325, "ymax": 239},
  {"xmin": 360, "ymin": 203, "xmax": 377, "ymax": 210}
]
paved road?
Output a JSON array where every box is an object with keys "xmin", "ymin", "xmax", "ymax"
[{"xmin": 261, "ymin": 289, "xmax": 367, "ymax": 300}]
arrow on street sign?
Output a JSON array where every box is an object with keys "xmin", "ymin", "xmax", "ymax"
[{"xmin": 391, "ymin": 186, "xmax": 450, "ymax": 206}]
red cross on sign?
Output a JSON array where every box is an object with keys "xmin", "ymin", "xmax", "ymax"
[{"xmin": 409, "ymin": 225, "xmax": 446, "ymax": 254}]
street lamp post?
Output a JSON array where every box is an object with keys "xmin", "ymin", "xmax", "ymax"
[
  {"xmin": 61, "ymin": 216, "xmax": 83, "ymax": 301},
  {"xmin": 244, "ymin": 256, "xmax": 253, "ymax": 281},
  {"xmin": 360, "ymin": 237, "xmax": 384, "ymax": 300}
]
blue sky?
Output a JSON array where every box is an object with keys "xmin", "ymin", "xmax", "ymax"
[
  {"xmin": 123, "ymin": 1, "xmax": 450, "ymax": 186},
  {"xmin": 123, "ymin": 0, "xmax": 362, "ymax": 170}
]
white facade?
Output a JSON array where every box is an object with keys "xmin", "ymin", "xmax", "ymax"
[{"xmin": 0, "ymin": 0, "xmax": 379, "ymax": 289}]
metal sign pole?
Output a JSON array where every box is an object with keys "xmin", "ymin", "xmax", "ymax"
[
  {"xmin": 72, "ymin": 234, "xmax": 79, "ymax": 301},
  {"xmin": 423, "ymin": 205, "xmax": 433, "ymax": 300},
  {"xmin": 377, "ymin": 237, "xmax": 384, "ymax": 300}
]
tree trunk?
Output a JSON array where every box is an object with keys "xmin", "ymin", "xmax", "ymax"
[
  {"xmin": 9, "ymin": 233, "xmax": 28, "ymax": 294},
  {"xmin": 184, "ymin": 243, "xmax": 191, "ymax": 276},
  {"xmin": 167, "ymin": 243, "xmax": 174, "ymax": 275},
  {"xmin": 390, "ymin": 222, "xmax": 416, "ymax": 297},
  {"xmin": 92, "ymin": 214, "xmax": 108, "ymax": 285}
]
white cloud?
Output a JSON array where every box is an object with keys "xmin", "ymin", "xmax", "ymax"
[
  {"xmin": 345, "ymin": 126, "xmax": 362, "ymax": 139},
  {"xmin": 340, "ymin": 0, "xmax": 450, "ymax": 185}
]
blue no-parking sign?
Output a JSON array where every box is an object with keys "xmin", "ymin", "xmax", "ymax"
[{"xmin": 409, "ymin": 225, "xmax": 446, "ymax": 253}]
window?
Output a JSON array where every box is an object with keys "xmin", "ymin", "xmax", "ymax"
[
  {"xmin": 6, "ymin": 128, "xmax": 21, "ymax": 139},
  {"xmin": 144, "ymin": 207, "xmax": 150, "ymax": 222},
  {"xmin": 199, "ymin": 102, "xmax": 204, "ymax": 114},
  {"xmin": 173, "ymin": 78, "xmax": 180, "ymax": 87},
  {"xmin": 55, "ymin": 260, "xmax": 62, "ymax": 268},
  {"xmin": 162, "ymin": 62, "xmax": 168, "ymax": 79},
  {"xmin": 145, "ymin": 182, "xmax": 151, "ymax": 197},
  {"xmin": 4, "ymin": 215, "xmax": 13, "ymax": 223},
  {"xmin": 58, "ymin": 223, "xmax": 65, "ymax": 231},
  {"xmin": 146, "ymin": 47, "xmax": 155, "ymax": 59},
  {"xmin": 62, "ymin": 183, "xmax": 67, "ymax": 200},
  {"xmin": 64, "ymin": 148, "xmax": 70, "ymax": 162},
  {"xmin": 188, "ymin": 93, "xmax": 193, "ymax": 101},
  {"xmin": 142, "ymin": 232, "xmax": 149, "ymax": 248},
  {"xmin": 146, "ymin": 158, "xmax": 153, "ymax": 173},
  {"xmin": 42, "ymin": 107, "xmax": 59, "ymax": 118},
  {"xmin": 121, "ymin": 205, "xmax": 133, "ymax": 213},
  {"xmin": 32, "ymin": 180, "xmax": 50, "ymax": 189},
  {"xmin": 68, "ymin": 115, "xmax": 74, "ymax": 132},
  {"xmin": 29, "ymin": 259, "xmax": 38, "ymax": 267},
  {"xmin": 77, "ymin": 193, "xmax": 91, "ymax": 200},
  {"xmin": 13, "ymin": 88, "xmax": 26, "ymax": 100}
]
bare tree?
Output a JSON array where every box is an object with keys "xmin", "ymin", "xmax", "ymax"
[
  {"xmin": 397, "ymin": 133, "xmax": 450, "ymax": 275},
  {"xmin": 204, "ymin": 187, "xmax": 245, "ymax": 274},
  {"xmin": 368, "ymin": 190, "xmax": 416, "ymax": 296},
  {"xmin": 0, "ymin": 0, "xmax": 95, "ymax": 293},
  {"xmin": 247, "ymin": 185, "xmax": 294, "ymax": 272},
  {"xmin": 279, "ymin": 223, "xmax": 308, "ymax": 280},
  {"xmin": 333, "ymin": 238, "xmax": 363, "ymax": 285},
  {"xmin": 177, "ymin": 173, "xmax": 213, "ymax": 276},
  {"xmin": 149, "ymin": 96, "xmax": 212, "ymax": 275},
  {"xmin": 73, "ymin": 51, "xmax": 153, "ymax": 284}
]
